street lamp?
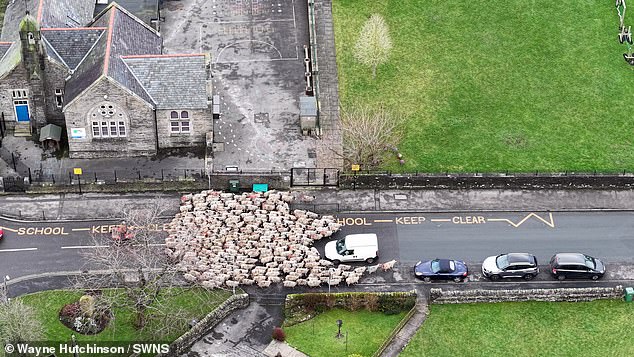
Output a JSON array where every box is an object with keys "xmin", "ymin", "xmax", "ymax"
[{"xmin": 336, "ymin": 319, "xmax": 343, "ymax": 338}]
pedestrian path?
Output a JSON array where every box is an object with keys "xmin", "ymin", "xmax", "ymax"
[{"xmin": 379, "ymin": 294, "xmax": 429, "ymax": 357}]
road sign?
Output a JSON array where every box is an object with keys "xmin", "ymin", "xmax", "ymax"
[
  {"xmin": 351, "ymin": 164, "xmax": 360, "ymax": 171},
  {"xmin": 73, "ymin": 168, "xmax": 82, "ymax": 175}
]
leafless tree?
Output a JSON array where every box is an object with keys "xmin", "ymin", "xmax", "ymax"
[
  {"xmin": 0, "ymin": 300, "xmax": 44, "ymax": 347},
  {"xmin": 76, "ymin": 197, "xmax": 189, "ymax": 334},
  {"xmin": 354, "ymin": 14, "xmax": 393, "ymax": 79},
  {"xmin": 338, "ymin": 105, "xmax": 404, "ymax": 170}
]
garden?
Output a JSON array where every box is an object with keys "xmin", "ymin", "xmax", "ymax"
[
  {"xmin": 10, "ymin": 288, "xmax": 231, "ymax": 344},
  {"xmin": 333, "ymin": 0, "xmax": 634, "ymax": 172},
  {"xmin": 401, "ymin": 300, "xmax": 634, "ymax": 356},
  {"xmin": 282, "ymin": 292, "xmax": 415, "ymax": 357}
]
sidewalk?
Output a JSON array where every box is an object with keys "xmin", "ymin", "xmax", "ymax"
[
  {"xmin": 379, "ymin": 294, "xmax": 429, "ymax": 357},
  {"xmin": 3, "ymin": 188, "xmax": 634, "ymax": 221}
]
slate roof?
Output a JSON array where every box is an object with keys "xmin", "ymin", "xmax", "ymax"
[
  {"xmin": 41, "ymin": 28, "xmax": 106, "ymax": 70},
  {"xmin": 94, "ymin": 0, "xmax": 159, "ymax": 28},
  {"xmin": 0, "ymin": 42, "xmax": 13, "ymax": 62},
  {"xmin": 64, "ymin": 4, "xmax": 162, "ymax": 106},
  {"xmin": 123, "ymin": 54, "xmax": 209, "ymax": 109},
  {"xmin": 0, "ymin": 42, "xmax": 21, "ymax": 78},
  {"xmin": 0, "ymin": 0, "xmax": 95, "ymax": 41}
]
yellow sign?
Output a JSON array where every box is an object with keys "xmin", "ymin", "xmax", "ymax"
[
  {"xmin": 351, "ymin": 164, "xmax": 360, "ymax": 171},
  {"xmin": 73, "ymin": 168, "xmax": 82, "ymax": 175}
]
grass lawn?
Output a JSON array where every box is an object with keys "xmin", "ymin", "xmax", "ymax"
[
  {"xmin": 333, "ymin": 0, "xmax": 634, "ymax": 172},
  {"xmin": 19, "ymin": 288, "xmax": 233, "ymax": 343},
  {"xmin": 401, "ymin": 300, "xmax": 634, "ymax": 356},
  {"xmin": 285, "ymin": 308, "xmax": 406, "ymax": 357}
]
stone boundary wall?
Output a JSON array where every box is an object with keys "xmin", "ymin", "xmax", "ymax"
[
  {"xmin": 159, "ymin": 293, "xmax": 249, "ymax": 357},
  {"xmin": 208, "ymin": 172, "xmax": 290, "ymax": 191},
  {"xmin": 429, "ymin": 286, "xmax": 625, "ymax": 304},
  {"xmin": 340, "ymin": 173, "xmax": 634, "ymax": 190}
]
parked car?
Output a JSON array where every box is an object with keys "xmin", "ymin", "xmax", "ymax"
[
  {"xmin": 0, "ymin": 228, "xmax": 3, "ymax": 241},
  {"xmin": 549, "ymin": 253, "xmax": 605, "ymax": 280},
  {"xmin": 414, "ymin": 258, "xmax": 468, "ymax": 282},
  {"xmin": 325, "ymin": 233, "xmax": 378, "ymax": 264},
  {"xmin": 481, "ymin": 253, "xmax": 539, "ymax": 281}
]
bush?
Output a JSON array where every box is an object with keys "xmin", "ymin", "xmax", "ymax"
[
  {"xmin": 346, "ymin": 293, "xmax": 365, "ymax": 311},
  {"xmin": 79, "ymin": 295, "xmax": 96, "ymax": 318},
  {"xmin": 272, "ymin": 326, "xmax": 286, "ymax": 341},
  {"xmin": 364, "ymin": 294, "xmax": 379, "ymax": 312},
  {"xmin": 378, "ymin": 293, "xmax": 415, "ymax": 315}
]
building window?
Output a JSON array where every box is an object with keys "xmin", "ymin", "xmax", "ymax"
[
  {"xmin": 11, "ymin": 89, "xmax": 28, "ymax": 99},
  {"xmin": 55, "ymin": 89, "xmax": 63, "ymax": 108},
  {"xmin": 170, "ymin": 110, "xmax": 191, "ymax": 134},
  {"xmin": 88, "ymin": 102, "xmax": 128, "ymax": 139}
]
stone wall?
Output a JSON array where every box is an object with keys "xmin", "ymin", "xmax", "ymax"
[
  {"xmin": 64, "ymin": 78, "xmax": 157, "ymax": 158},
  {"xmin": 0, "ymin": 64, "xmax": 29, "ymax": 131},
  {"xmin": 159, "ymin": 293, "xmax": 249, "ymax": 357},
  {"xmin": 429, "ymin": 286, "xmax": 625, "ymax": 304},
  {"xmin": 209, "ymin": 172, "xmax": 291, "ymax": 191},
  {"xmin": 42, "ymin": 59, "xmax": 68, "ymax": 126},
  {"xmin": 156, "ymin": 108, "xmax": 213, "ymax": 149},
  {"xmin": 341, "ymin": 173, "xmax": 634, "ymax": 190}
]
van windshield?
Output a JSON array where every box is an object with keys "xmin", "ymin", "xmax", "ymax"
[{"xmin": 336, "ymin": 239, "xmax": 347, "ymax": 255}]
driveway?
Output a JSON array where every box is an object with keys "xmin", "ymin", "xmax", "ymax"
[{"xmin": 161, "ymin": 0, "xmax": 318, "ymax": 171}]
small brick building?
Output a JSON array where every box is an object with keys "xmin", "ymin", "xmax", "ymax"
[{"xmin": 0, "ymin": 0, "xmax": 213, "ymax": 158}]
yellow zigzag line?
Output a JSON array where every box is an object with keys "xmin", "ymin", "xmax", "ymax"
[{"xmin": 487, "ymin": 212, "xmax": 555, "ymax": 228}]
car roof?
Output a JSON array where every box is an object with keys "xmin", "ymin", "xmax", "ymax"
[
  {"xmin": 554, "ymin": 253, "xmax": 588, "ymax": 265},
  {"xmin": 506, "ymin": 253, "xmax": 534, "ymax": 264},
  {"xmin": 437, "ymin": 259, "xmax": 454, "ymax": 273}
]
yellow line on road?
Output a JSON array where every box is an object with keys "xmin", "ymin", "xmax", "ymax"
[
  {"xmin": 71, "ymin": 228, "xmax": 91, "ymax": 232},
  {"xmin": 487, "ymin": 212, "xmax": 555, "ymax": 228},
  {"xmin": 0, "ymin": 226, "xmax": 18, "ymax": 232},
  {"xmin": 373, "ymin": 219, "xmax": 393, "ymax": 223},
  {"xmin": 430, "ymin": 219, "xmax": 451, "ymax": 222}
]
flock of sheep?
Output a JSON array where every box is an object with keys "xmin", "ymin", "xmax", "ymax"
[{"xmin": 165, "ymin": 190, "xmax": 395, "ymax": 289}]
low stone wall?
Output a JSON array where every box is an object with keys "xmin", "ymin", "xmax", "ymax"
[
  {"xmin": 429, "ymin": 286, "xmax": 625, "ymax": 304},
  {"xmin": 209, "ymin": 172, "xmax": 290, "ymax": 191},
  {"xmin": 160, "ymin": 293, "xmax": 249, "ymax": 356}
]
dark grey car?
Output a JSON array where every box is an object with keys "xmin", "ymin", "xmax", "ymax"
[{"xmin": 481, "ymin": 253, "xmax": 539, "ymax": 281}]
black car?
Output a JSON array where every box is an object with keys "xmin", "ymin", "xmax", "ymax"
[
  {"xmin": 414, "ymin": 258, "xmax": 468, "ymax": 282},
  {"xmin": 550, "ymin": 253, "xmax": 605, "ymax": 280}
]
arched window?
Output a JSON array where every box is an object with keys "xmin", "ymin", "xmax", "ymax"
[
  {"xmin": 88, "ymin": 102, "xmax": 128, "ymax": 138},
  {"xmin": 170, "ymin": 110, "xmax": 191, "ymax": 134}
]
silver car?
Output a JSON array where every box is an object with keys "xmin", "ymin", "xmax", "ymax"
[{"xmin": 481, "ymin": 253, "xmax": 539, "ymax": 281}]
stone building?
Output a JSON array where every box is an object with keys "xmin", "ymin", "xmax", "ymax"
[{"xmin": 0, "ymin": 0, "xmax": 212, "ymax": 158}]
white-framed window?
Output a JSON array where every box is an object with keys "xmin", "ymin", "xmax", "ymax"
[
  {"xmin": 88, "ymin": 102, "xmax": 128, "ymax": 138},
  {"xmin": 55, "ymin": 89, "xmax": 63, "ymax": 108},
  {"xmin": 170, "ymin": 110, "xmax": 191, "ymax": 134},
  {"xmin": 11, "ymin": 89, "xmax": 28, "ymax": 99}
]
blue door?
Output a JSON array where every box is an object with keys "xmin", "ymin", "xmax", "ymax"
[{"xmin": 14, "ymin": 101, "xmax": 29, "ymax": 122}]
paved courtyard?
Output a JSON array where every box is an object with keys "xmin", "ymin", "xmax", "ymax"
[{"xmin": 162, "ymin": 0, "xmax": 318, "ymax": 171}]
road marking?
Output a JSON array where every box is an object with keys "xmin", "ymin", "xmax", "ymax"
[
  {"xmin": 373, "ymin": 219, "xmax": 394, "ymax": 223},
  {"xmin": 487, "ymin": 212, "xmax": 555, "ymax": 228},
  {"xmin": 61, "ymin": 245, "xmax": 109, "ymax": 249},
  {"xmin": 337, "ymin": 217, "xmax": 372, "ymax": 226},
  {"xmin": 0, "ymin": 226, "xmax": 18, "ymax": 232},
  {"xmin": 430, "ymin": 219, "xmax": 451, "ymax": 222},
  {"xmin": 71, "ymin": 228, "xmax": 91, "ymax": 232},
  {"xmin": 17, "ymin": 227, "xmax": 69, "ymax": 235},
  {"xmin": 149, "ymin": 243, "xmax": 166, "ymax": 247},
  {"xmin": 0, "ymin": 247, "xmax": 38, "ymax": 252},
  {"xmin": 395, "ymin": 216, "xmax": 426, "ymax": 225}
]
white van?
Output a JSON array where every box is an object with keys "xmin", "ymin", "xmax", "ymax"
[{"xmin": 325, "ymin": 233, "xmax": 379, "ymax": 264}]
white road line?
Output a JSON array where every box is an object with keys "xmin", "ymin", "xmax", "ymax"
[
  {"xmin": 61, "ymin": 245, "xmax": 109, "ymax": 249},
  {"xmin": 0, "ymin": 248, "xmax": 38, "ymax": 252},
  {"xmin": 148, "ymin": 243, "xmax": 166, "ymax": 247}
]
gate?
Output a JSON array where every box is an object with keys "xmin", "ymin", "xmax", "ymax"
[
  {"xmin": 2, "ymin": 176, "xmax": 26, "ymax": 192},
  {"xmin": 290, "ymin": 168, "xmax": 339, "ymax": 186}
]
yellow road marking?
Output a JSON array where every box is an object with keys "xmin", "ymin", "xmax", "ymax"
[
  {"xmin": 0, "ymin": 226, "xmax": 18, "ymax": 232},
  {"xmin": 373, "ymin": 219, "xmax": 393, "ymax": 223},
  {"xmin": 487, "ymin": 212, "xmax": 555, "ymax": 228},
  {"xmin": 71, "ymin": 228, "xmax": 91, "ymax": 232},
  {"xmin": 430, "ymin": 219, "xmax": 451, "ymax": 222}
]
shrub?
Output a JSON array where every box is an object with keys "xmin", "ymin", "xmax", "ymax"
[
  {"xmin": 346, "ymin": 293, "xmax": 365, "ymax": 311},
  {"xmin": 365, "ymin": 294, "xmax": 379, "ymax": 312},
  {"xmin": 272, "ymin": 326, "xmax": 286, "ymax": 341},
  {"xmin": 79, "ymin": 295, "xmax": 96, "ymax": 318},
  {"xmin": 378, "ymin": 293, "xmax": 416, "ymax": 315}
]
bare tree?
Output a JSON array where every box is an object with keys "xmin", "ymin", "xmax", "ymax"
[
  {"xmin": 338, "ymin": 105, "xmax": 404, "ymax": 170},
  {"xmin": 0, "ymin": 300, "xmax": 44, "ymax": 346},
  {"xmin": 354, "ymin": 14, "xmax": 393, "ymax": 79},
  {"xmin": 76, "ymin": 197, "xmax": 187, "ymax": 333}
]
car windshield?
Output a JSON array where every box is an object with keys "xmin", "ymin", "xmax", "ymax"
[
  {"xmin": 496, "ymin": 255, "xmax": 510, "ymax": 269},
  {"xmin": 584, "ymin": 255, "xmax": 596, "ymax": 269},
  {"xmin": 431, "ymin": 260, "xmax": 440, "ymax": 273},
  {"xmin": 336, "ymin": 239, "xmax": 346, "ymax": 255}
]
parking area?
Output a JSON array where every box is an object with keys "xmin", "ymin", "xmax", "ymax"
[{"xmin": 161, "ymin": 0, "xmax": 317, "ymax": 171}]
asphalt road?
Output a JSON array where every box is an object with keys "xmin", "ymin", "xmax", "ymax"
[{"xmin": 2, "ymin": 211, "xmax": 634, "ymax": 282}]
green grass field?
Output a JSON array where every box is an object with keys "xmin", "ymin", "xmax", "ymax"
[
  {"xmin": 19, "ymin": 288, "xmax": 232, "ymax": 343},
  {"xmin": 285, "ymin": 308, "xmax": 406, "ymax": 357},
  {"xmin": 401, "ymin": 300, "xmax": 634, "ymax": 356},
  {"xmin": 333, "ymin": 0, "xmax": 634, "ymax": 172}
]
